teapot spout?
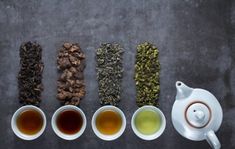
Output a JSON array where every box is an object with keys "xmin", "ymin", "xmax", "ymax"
[{"xmin": 175, "ymin": 81, "xmax": 193, "ymax": 100}]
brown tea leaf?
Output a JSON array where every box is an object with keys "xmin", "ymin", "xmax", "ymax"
[{"xmin": 57, "ymin": 43, "xmax": 86, "ymax": 106}]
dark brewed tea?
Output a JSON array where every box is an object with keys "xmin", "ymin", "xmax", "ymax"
[
  {"xmin": 56, "ymin": 110, "xmax": 83, "ymax": 134},
  {"xmin": 16, "ymin": 109, "xmax": 43, "ymax": 135}
]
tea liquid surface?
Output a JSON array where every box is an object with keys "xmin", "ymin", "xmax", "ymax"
[
  {"xmin": 16, "ymin": 109, "xmax": 43, "ymax": 135},
  {"xmin": 96, "ymin": 110, "xmax": 122, "ymax": 135},
  {"xmin": 134, "ymin": 109, "xmax": 161, "ymax": 135},
  {"xmin": 56, "ymin": 110, "xmax": 83, "ymax": 134}
]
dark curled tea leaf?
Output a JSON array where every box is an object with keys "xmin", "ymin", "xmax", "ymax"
[
  {"xmin": 18, "ymin": 41, "xmax": 44, "ymax": 106},
  {"xmin": 57, "ymin": 43, "xmax": 86, "ymax": 106},
  {"xmin": 96, "ymin": 43, "xmax": 123, "ymax": 106},
  {"xmin": 134, "ymin": 42, "xmax": 160, "ymax": 107}
]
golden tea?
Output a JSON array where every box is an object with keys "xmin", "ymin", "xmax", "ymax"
[{"xmin": 96, "ymin": 110, "xmax": 122, "ymax": 135}]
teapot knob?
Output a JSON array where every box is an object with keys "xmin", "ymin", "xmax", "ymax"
[{"xmin": 195, "ymin": 110, "xmax": 205, "ymax": 121}]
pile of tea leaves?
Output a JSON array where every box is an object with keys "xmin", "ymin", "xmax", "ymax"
[
  {"xmin": 18, "ymin": 42, "xmax": 44, "ymax": 106},
  {"xmin": 96, "ymin": 43, "xmax": 123, "ymax": 106},
  {"xmin": 134, "ymin": 42, "xmax": 160, "ymax": 107},
  {"xmin": 57, "ymin": 43, "xmax": 86, "ymax": 106}
]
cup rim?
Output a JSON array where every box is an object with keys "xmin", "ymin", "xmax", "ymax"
[
  {"xmin": 131, "ymin": 105, "xmax": 166, "ymax": 140},
  {"xmin": 51, "ymin": 105, "xmax": 87, "ymax": 140},
  {"xmin": 91, "ymin": 105, "xmax": 126, "ymax": 141},
  {"xmin": 11, "ymin": 105, "xmax": 47, "ymax": 140}
]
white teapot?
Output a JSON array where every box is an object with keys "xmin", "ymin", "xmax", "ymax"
[{"xmin": 171, "ymin": 81, "xmax": 223, "ymax": 149}]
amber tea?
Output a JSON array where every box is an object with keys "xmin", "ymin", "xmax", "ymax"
[
  {"xmin": 95, "ymin": 110, "xmax": 122, "ymax": 135},
  {"xmin": 16, "ymin": 109, "xmax": 43, "ymax": 135}
]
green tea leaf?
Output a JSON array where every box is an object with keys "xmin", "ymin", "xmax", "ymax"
[{"xmin": 134, "ymin": 42, "xmax": 160, "ymax": 107}]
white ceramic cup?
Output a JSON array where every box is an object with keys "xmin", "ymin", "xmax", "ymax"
[
  {"xmin": 131, "ymin": 105, "xmax": 166, "ymax": 140},
  {"xmin": 91, "ymin": 105, "xmax": 126, "ymax": 141},
  {"xmin": 51, "ymin": 105, "xmax": 87, "ymax": 140},
  {"xmin": 11, "ymin": 105, "xmax": 47, "ymax": 140}
]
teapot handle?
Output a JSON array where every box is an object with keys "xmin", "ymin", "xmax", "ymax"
[{"xmin": 206, "ymin": 130, "xmax": 221, "ymax": 149}]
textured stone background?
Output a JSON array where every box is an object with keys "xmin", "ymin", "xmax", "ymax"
[{"xmin": 0, "ymin": 0, "xmax": 234, "ymax": 149}]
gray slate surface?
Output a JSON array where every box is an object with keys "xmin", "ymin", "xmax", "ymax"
[{"xmin": 0, "ymin": 0, "xmax": 235, "ymax": 149}]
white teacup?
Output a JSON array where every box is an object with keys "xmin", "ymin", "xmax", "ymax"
[
  {"xmin": 131, "ymin": 105, "xmax": 166, "ymax": 140},
  {"xmin": 51, "ymin": 105, "xmax": 87, "ymax": 140},
  {"xmin": 91, "ymin": 105, "xmax": 126, "ymax": 141},
  {"xmin": 11, "ymin": 105, "xmax": 47, "ymax": 140}
]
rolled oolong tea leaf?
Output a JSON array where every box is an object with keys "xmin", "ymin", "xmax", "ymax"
[
  {"xmin": 57, "ymin": 43, "xmax": 86, "ymax": 106},
  {"xmin": 96, "ymin": 43, "xmax": 124, "ymax": 106},
  {"xmin": 134, "ymin": 42, "xmax": 160, "ymax": 107},
  {"xmin": 18, "ymin": 41, "xmax": 44, "ymax": 106}
]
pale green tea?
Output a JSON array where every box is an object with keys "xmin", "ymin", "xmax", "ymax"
[{"xmin": 134, "ymin": 110, "xmax": 161, "ymax": 135}]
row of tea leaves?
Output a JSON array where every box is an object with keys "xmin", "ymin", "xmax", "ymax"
[{"xmin": 18, "ymin": 41, "xmax": 160, "ymax": 107}]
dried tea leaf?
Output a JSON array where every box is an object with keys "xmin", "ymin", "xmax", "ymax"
[
  {"xmin": 18, "ymin": 41, "xmax": 44, "ymax": 106},
  {"xmin": 134, "ymin": 42, "xmax": 160, "ymax": 107},
  {"xmin": 57, "ymin": 43, "xmax": 86, "ymax": 106},
  {"xmin": 96, "ymin": 43, "xmax": 124, "ymax": 106}
]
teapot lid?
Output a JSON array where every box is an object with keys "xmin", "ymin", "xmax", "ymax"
[{"xmin": 185, "ymin": 102, "xmax": 211, "ymax": 128}]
